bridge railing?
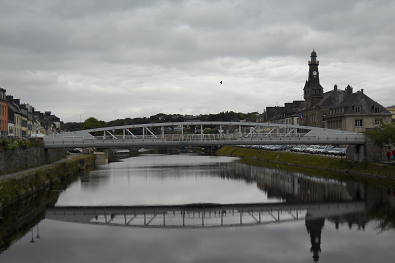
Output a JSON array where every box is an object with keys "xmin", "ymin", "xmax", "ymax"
[
  {"xmin": 44, "ymin": 133, "xmax": 312, "ymax": 144},
  {"xmin": 43, "ymin": 131, "xmax": 365, "ymax": 147}
]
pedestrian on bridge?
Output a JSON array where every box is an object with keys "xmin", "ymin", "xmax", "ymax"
[
  {"xmin": 386, "ymin": 150, "xmax": 391, "ymax": 161},
  {"xmin": 392, "ymin": 149, "xmax": 395, "ymax": 160}
]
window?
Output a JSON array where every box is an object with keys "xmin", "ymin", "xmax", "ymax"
[
  {"xmin": 375, "ymin": 119, "xmax": 381, "ymax": 126},
  {"xmin": 374, "ymin": 106, "xmax": 380, "ymax": 113},
  {"xmin": 355, "ymin": 119, "xmax": 363, "ymax": 127},
  {"xmin": 355, "ymin": 106, "xmax": 361, "ymax": 113}
]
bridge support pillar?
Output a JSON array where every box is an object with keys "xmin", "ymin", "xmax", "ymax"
[
  {"xmin": 358, "ymin": 144, "xmax": 365, "ymax": 162},
  {"xmin": 202, "ymin": 146, "xmax": 221, "ymax": 155},
  {"xmin": 349, "ymin": 144, "xmax": 365, "ymax": 163},
  {"xmin": 94, "ymin": 149, "xmax": 110, "ymax": 165}
]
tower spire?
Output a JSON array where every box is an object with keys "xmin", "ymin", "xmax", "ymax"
[{"xmin": 304, "ymin": 49, "xmax": 323, "ymax": 109}]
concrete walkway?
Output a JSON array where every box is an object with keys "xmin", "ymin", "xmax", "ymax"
[{"xmin": 0, "ymin": 153, "xmax": 83, "ymax": 181}]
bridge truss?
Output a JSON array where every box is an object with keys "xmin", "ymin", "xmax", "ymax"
[{"xmin": 44, "ymin": 121, "xmax": 365, "ymax": 148}]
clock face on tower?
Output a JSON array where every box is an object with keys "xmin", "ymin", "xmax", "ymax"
[{"xmin": 313, "ymin": 71, "xmax": 317, "ymax": 76}]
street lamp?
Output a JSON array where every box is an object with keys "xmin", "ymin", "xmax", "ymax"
[
  {"xmin": 36, "ymin": 225, "xmax": 40, "ymax": 239},
  {"xmin": 30, "ymin": 230, "xmax": 35, "ymax": 243}
]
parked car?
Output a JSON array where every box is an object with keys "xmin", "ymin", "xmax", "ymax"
[
  {"xmin": 29, "ymin": 133, "xmax": 45, "ymax": 138},
  {"xmin": 327, "ymin": 148, "xmax": 342, "ymax": 155},
  {"xmin": 305, "ymin": 145, "xmax": 320, "ymax": 154},
  {"xmin": 270, "ymin": 145, "xmax": 283, "ymax": 151},
  {"xmin": 323, "ymin": 146, "xmax": 335, "ymax": 155},
  {"xmin": 290, "ymin": 145, "xmax": 302, "ymax": 152},
  {"xmin": 313, "ymin": 146, "xmax": 329, "ymax": 154},
  {"xmin": 69, "ymin": 148, "xmax": 82, "ymax": 153},
  {"xmin": 335, "ymin": 148, "xmax": 347, "ymax": 156},
  {"xmin": 262, "ymin": 145, "xmax": 274, "ymax": 151}
]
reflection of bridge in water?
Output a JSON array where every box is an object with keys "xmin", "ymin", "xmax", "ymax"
[{"xmin": 45, "ymin": 201, "xmax": 365, "ymax": 229}]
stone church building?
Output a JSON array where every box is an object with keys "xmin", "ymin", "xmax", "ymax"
[{"xmin": 257, "ymin": 50, "xmax": 392, "ymax": 133}]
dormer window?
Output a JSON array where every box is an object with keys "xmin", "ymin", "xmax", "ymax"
[
  {"xmin": 374, "ymin": 106, "xmax": 380, "ymax": 113},
  {"xmin": 355, "ymin": 106, "xmax": 361, "ymax": 113}
]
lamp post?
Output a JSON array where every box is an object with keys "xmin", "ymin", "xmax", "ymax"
[
  {"xmin": 30, "ymin": 230, "xmax": 35, "ymax": 243},
  {"xmin": 36, "ymin": 225, "xmax": 40, "ymax": 239}
]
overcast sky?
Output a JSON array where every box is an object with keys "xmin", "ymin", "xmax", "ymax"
[{"xmin": 1, "ymin": 0, "xmax": 394, "ymax": 123}]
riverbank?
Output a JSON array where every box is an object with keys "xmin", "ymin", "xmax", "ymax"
[
  {"xmin": 0, "ymin": 154, "xmax": 95, "ymax": 211},
  {"xmin": 216, "ymin": 146, "xmax": 395, "ymax": 183}
]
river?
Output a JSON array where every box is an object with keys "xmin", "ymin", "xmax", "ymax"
[{"xmin": 1, "ymin": 153, "xmax": 394, "ymax": 262}]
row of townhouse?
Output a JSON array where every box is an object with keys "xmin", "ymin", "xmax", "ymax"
[
  {"xmin": 257, "ymin": 50, "xmax": 393, "ymax": 133},
  {"xmin": 0, "ymin": 87, "xmax": 61, "ymax": 137}
]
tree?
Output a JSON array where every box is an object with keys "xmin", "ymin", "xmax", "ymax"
[
  {"xmin": 81, "ymin": 117, "xmax": 108, "ymax": 130},
  {"xmin": 364, "ymin": 123, "xmax": 395, "ymax": 160},
  {"xmin": 60, "ymin": 121, "xmax": 82, "ymax": 131}
]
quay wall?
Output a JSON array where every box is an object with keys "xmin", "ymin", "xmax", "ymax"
[
  {"xmin": 0, "ymin": 155, "xmax": 95, "ymax": 211},
  {"xmin": 0, "ymin": 168, "xmax": 87, "ymax": 253},
  {"xmin": 0, "ymin": 147, "xmax": 67, "ymax": 176}
]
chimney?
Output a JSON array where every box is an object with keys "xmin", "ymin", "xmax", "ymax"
[
  {"xmin": 334, "ymin": 84, "xmax": 338, "ymax": 101},
  {"xmin": 361, "ymin": 89, "xmax": 364, "ymax": 94},
  {"xmin": 346, "ymin": 85, "xmax": 353, "ymax": 96},
  {"xmin": 6, "ymin": 95, "xmax": 13, "ymax": 101}
]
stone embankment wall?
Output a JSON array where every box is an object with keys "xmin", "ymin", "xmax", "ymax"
[
  {"xmin": 0, "ymin": 155, "xmax": 95, "ymax": 211},
  {"xmin": 0, "ymin": 147, "xmax": 66, "ymax": 175},
  {"xmin": 365, "ymin": 138, "xmax": 393, "ymax": 162},
  {"xmin": 346, "ymin": 138, "xmax": 393, "ymax": 163}
]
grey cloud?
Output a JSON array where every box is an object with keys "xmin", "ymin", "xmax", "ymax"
[{"xmin": 1, "ymin": 0, "xmax": 394, "ymax": 122}]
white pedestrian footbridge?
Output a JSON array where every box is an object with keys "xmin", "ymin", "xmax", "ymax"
[{"xmin": 44, "ymin": 121, "xmax": 365, "ymax": 149}]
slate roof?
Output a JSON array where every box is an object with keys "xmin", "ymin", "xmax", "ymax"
[
  {"xmin": 334, "ymin": 91, "xmax": 391, "ymax": 115},
  {"xmin": 312, "ymin": 89, "xmax": 349, "ymax": 109}
]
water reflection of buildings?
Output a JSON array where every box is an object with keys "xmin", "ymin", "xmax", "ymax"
[
  {"xmin": 306, "ymin": 218, "xmax": 324, "ymax": 262},
  {"xmin": 220, "ymin": 162, "xmax": 365, "ymax": 203},
  {"xmin": 220, "ymin": 162, "xmax": 373, "ymax": 262}
]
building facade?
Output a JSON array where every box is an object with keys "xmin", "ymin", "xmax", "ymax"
[
  {"xmin": 7, "ymin": 96, "xmax": 23, "ymax": 137},
  {"xmin": 0, "ymin": 88, "xmax": 8, "ymax": 136},
  {"xmin": 386, "ymin": 105, "xmax": 395, "ymax": 124},
  {"xmin": 258, "ymin": 50, "xmax": 392, "ymax": 133}
]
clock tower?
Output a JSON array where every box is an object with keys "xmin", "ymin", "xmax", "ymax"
[{"xmin": 304, "ymin": 49, "xmax": 323, "ymax": 109}]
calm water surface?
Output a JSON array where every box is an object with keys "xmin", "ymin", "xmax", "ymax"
[{"xmin": 1, "ymin": 153, "xmax": 394, "ymax": 263}]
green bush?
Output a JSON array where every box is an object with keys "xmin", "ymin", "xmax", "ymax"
[{"xmin": 0, "ymin": 138, "xmax": 43, "ymax": 151}]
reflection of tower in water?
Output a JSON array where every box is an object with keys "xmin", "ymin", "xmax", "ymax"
[{"xmin": 305, "ymin": 218, "xmax": 325, "ymax": 262}]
